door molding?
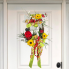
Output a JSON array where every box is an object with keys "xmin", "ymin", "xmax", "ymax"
[
  {"xmin": 61, "ymin": 0, "xmax": 66, "ymax": 69},
  {"xmin": 3, "ymin": 0, "xmax": 8, "ymax": 69},
  {"xmin": 0, "ymin": 0, "xmax": 3, "ymax": 3},
  {"xmin": 0, "ymin": 5, "xmax": 3, "ymax": 69},
  {"xmin": 7, "ymin": 0, "xmax": 63, "ymax": 4},
  {"xmin": 3, "ymin": 0, "xmax": 67, "ymax": 69},
  {"xmin": 67, "ymin": 0, "xmax": 69, "ymax": 4}
]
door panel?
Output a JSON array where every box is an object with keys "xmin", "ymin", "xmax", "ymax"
[{"xmin": 8, "ymin": 4, "xmax": 61, "ymax": 69}]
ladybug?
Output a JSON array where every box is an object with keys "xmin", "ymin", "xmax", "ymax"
[{"xmin": 25, "ymin": 31, "xmax": 32, "ymax": 40}]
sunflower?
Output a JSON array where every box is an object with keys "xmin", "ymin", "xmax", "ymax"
[
  {"xmin": 35, "ymin": 14, "xmax": 42, "ymax": 19},
  {"xmin": 27, "ymin": 39, "xmax": 34, "ymax": 46},
  {"xmin": 42, "ymin": 33, "xmax": 48, "ymax": 39}
]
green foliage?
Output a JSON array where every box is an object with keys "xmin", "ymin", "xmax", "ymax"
[{"xmin": 18, "ymin": 33, "xmax": 24, "ymax": 38}]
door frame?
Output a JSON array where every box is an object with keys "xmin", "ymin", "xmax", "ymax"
[
  {"xmin": 0, "ymin": 3, "xmax": 3, "ymax": 69},
  {"xmin": 2, "ymin": 0, "xmax": 67, "ymax": 69}
]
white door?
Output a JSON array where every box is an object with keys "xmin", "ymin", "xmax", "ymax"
[{"xmin": 8, "ymin": 4, "xmax": 61, "ymax": 69}]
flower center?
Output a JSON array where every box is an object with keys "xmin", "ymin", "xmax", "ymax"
[
  {"xmin": 30, "ymin": 42, "xmax": 32, "ymax": 44},
  {"xmin": 44, "ymin": 35, "xmax": 45, "ymax": 37}
]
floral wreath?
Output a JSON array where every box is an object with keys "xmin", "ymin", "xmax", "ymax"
[{"xmin": 19, "ymin": 11, "xmax": 49, "ymax": 68}]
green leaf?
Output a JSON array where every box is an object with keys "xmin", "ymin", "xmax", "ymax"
[
  {"xmin": 47, "ymin": 38, "xmax": 52, "ymax": 42},
  {"xmin": 38, "ymin": 31, "xmax": 40, "ymax": 33},
  {"xmin": 39, "ymin": 33, "xmax": 42, "ymax": 38},
  {"xmin": 26, "ymin": 23, "xmax": 31, "ymax": 28},
  {"xmin": 45, "ymin": 43, "xmax": 49, "ymax": 45},
  {"xmin": 23, "ymin": 33, "xmax": 25, "ymax": 36},
  {"xmin": 31, "ymin": 14, "xmax": 35, "ymax": 16},
  {"xmin": 34, "ymin": 24, "xmax": 38, "ymax": 27},
  {"xmin": 18, "ymin": 33, "xmax": 24, "ymax": 38},
  {"xmin": 40, "ymin": 43, "xmax": 44, "ymax": 47},
  {"xmin": 43, "ymin": 42, "xmax": 49, "ymax": 48},
  {"xmin": 43, "ymin": 39, "xmax": 46, "ymax": 43},
  {"xmin": 31, "ymin": 36, "xmax": 35, "ymax": 40}
]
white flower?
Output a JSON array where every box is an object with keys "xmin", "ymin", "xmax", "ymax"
[
  {"xmin": 38, "ymin": 24, "xmax": 42, "ymax": 29},
  {"xmin": 30, "ymin": 26, "xmax": 37, "ymax": 31}
]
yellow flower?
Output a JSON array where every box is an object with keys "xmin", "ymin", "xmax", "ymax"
[
  {"xmin": 42, "ymin": 33, "xmax": 48, "ymax": 39},
  {"xmin": 35, "ymin": 14, "xmax": 42, "ymax": 19},
  {"xmin": 27, "ymin": 39, "xmax": 34, "ymax": 46}
]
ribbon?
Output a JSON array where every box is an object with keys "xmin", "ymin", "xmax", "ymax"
[
  {"xmin": 34, "ymin": 42, "xmax": 38, "ymax": 57},
  {"xmin": 34, "ymin": 36, "xmax": 40, "ymax": 57},
  {"xmin": 29, "ymin": 36, "xmax": 42, "ymax": 68}
]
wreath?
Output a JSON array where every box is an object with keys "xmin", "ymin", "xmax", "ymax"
[{"xmin": 19, "ymin": 11, "xmax": 49, "ymax": 68}]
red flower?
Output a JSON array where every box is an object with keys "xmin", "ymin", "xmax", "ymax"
[
  {"xmin": 42, "ymin": 14, "xmax": 45, "ymax": 17},
  {"xmin": 25, "ymin": 31, "xmax": 32, "ymax": 40},
  {"xmin": 38, "ymin": 19, "xmax": 42, "ymax": 21},
  {"xmin": 40, "ymin": 30, "xmax": 44, "ymax": 33},
  {"xmin": 29, "ymin": 19, "xmax": 36, "ymax": 23},
  {"xmin": 36, "ymin": 19, "xmax": 42, "ymax": 22}
]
